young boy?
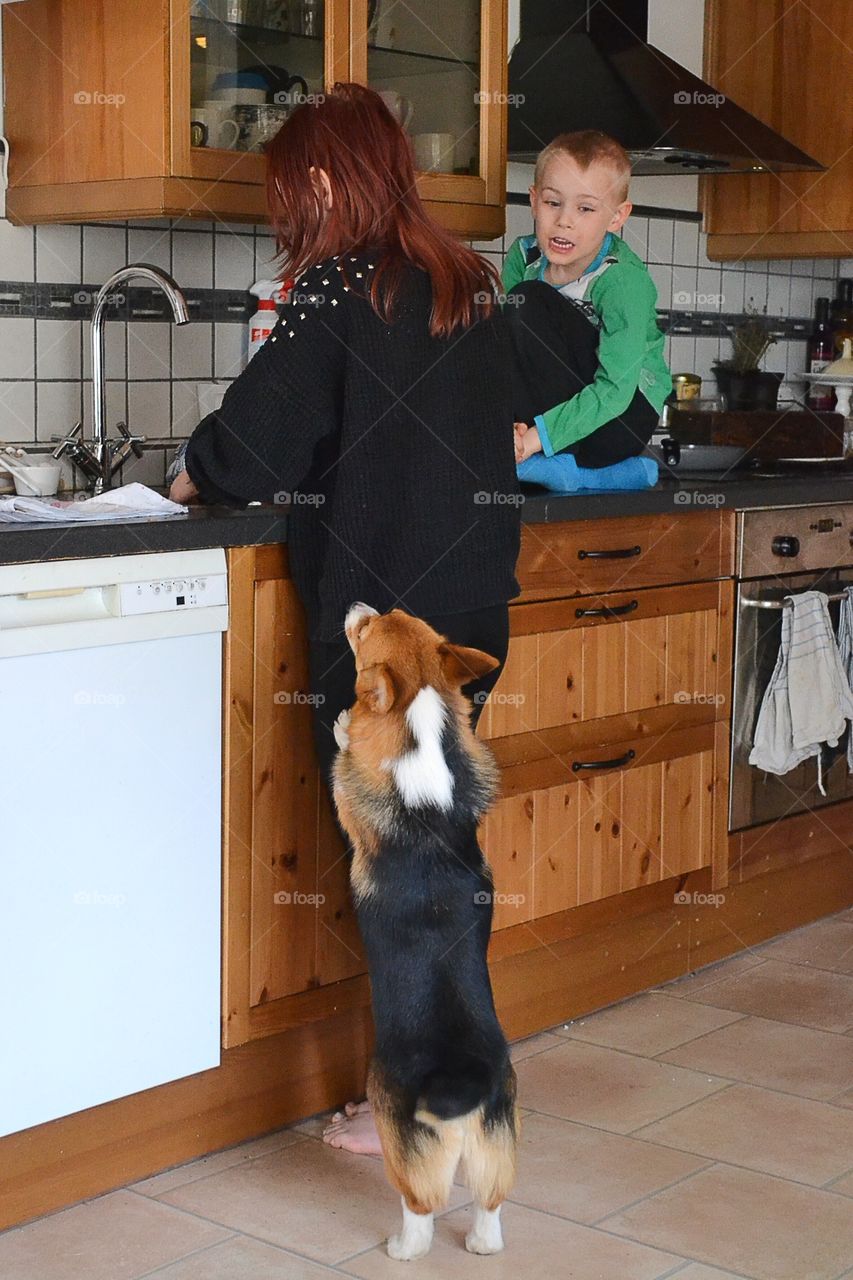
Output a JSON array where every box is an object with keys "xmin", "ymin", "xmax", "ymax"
[{"xmin": 503, "ymin": 130, "xmax": 671, "ymax": 469}]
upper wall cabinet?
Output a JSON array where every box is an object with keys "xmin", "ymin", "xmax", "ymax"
[
  {"xmin": 700, "ymin": 0, "xmax": 853, "ymax": 260},
  {"xmin": 1, "ymin": 0, "xmax": 507, "ymax": 238}
]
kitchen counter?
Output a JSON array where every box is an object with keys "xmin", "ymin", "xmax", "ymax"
[{"xmin": 0, "ymin": 471, "xmax": 852, "ymax": 564}]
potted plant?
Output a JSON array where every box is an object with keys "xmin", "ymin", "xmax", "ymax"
[{"xmin": 712, "ymin": 303, "xmax": 782, "ymax": 410}]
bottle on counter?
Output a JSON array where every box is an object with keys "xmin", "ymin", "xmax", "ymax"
[
  {"xmin": 829, "ymin": 277, "xmax": 853, "ymax": 355},
  {"xmin": 806, "ymin": 296, "xmax": 835, "ymax": 411}
]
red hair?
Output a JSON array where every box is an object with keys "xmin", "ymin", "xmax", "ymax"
[{"xmin": 265, "ymin": 82, "xmax": 502, "ymax": 337}]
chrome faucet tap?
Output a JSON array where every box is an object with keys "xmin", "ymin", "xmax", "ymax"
[{"xmin": 53, "ymin": 264, "xmax": 190, "ymax": 495}]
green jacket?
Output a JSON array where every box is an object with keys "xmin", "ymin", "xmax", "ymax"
[{"xmin": 502, "ymin": 232, "xmax": 671, "ymax": 456}]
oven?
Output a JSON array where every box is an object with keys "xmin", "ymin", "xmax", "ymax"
[{"xmin": 730, "ymin": 504, "xmax": 853, "ymax": 831}]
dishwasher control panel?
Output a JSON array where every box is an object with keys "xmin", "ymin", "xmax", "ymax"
[{"xmin": 118, "ymin": 573, "xmax": 228, "ymax": 616}]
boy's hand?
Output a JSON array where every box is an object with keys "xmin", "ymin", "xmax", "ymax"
[
  {"xmin": 516, "ymin": 423, "xmax": 543, "ymax": 463},
  {"xmin": 513, "ymin": 421, "xmax": 529, "ymax": 464}
]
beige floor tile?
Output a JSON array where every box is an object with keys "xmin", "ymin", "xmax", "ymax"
[
  {"xmin": 757, "ymin": 918, "xmax": 853, "ymax": 974},
  {"xmin": 831, "ymin": 1170, "xmax": 853, "ymax": 1196},
  {"xmin": 672, "ymin": 1268, "xmax": 751, "ymax": 1279},
  {"xmin": 553, "ymin": 993, "xmax": 745, "ymax": 1056},
  {"xmin": 835, "ymin": 1088, "xmax": 853, "ymax": 1108},
  {"xmin": 157, "ymin": 1135, "xmax": 469, "ymax": 1265},
  {"xmin": 655, "ymin": 952, "xmax": 767, "ymax": 998},
  {"xmin": 509, "ymin": 1031, "xmax": 564, "ymax": 1062},
  {"xmin": 604, "ymin": 1164, "xmax": 853, "ymax": 1280},
  {"xmin": 136, "ymin": 1234, "xmax": 343, "ymax": 1278},
  {"xmin": 510, "ymin": 1110, "xmax": 709, "ymax": 1223},
  {"xmin": 339, "ymin": 1200, "xmax": 683, "ymax": 1279},
  {"xmin": 514, "ymin": 1039, "xmax": 729, "ymax": 1134},
  {"xmin": 635, "ymin": 1083, "xmax": 853, "ymax": 1185},
  {"xmin": 131, "ymin": 1128, "xmax": 305, "ymax": 1195},
  {"xmin": 660, "ymin": 1014, "xmax": 853, "ymax": 1100},
  {"xmin": 673, "ymin": 959, "xmax": 853, "ymax": 1033},
  {"xmin": 836, "ymin": 907, "xmax": 853, "ymax": 924},
  {"xmin": 0, "ymin": 1189, "xmax": 231, "ymax": 1280},
  {"xmin": 290, "ymin": 1108, "xmax": 354, "ymax": 1141}
]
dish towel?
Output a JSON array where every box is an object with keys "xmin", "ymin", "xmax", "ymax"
[
  {"xmin": 749, "ymin": 589, "xmax": 853, "ymax": 794},
  {"xmin": 517, "ymin": 452, "xmax": 658, "ymax": 493},
  {"xmin": 835, "ymin": 585, "xmax": 853, "ymax": 772}
]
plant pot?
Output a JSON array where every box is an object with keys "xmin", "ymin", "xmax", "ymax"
[{"xmin": 719, "ymin": 369, "xmax": 784, "ymax": 411}]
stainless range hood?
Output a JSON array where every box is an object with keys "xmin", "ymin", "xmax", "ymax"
[{"xmin": 507, "ymin": 0, "xmax": 824, "ymax": 176}]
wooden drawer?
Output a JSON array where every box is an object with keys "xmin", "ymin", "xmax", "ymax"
[
  {"xmin": 480, "ymin": 722, "xmax": 725, "ymax": 929},
  {"xmin": 479, "ymin": 581, "xmax": 732, "ymax": 741},
  {"xmin": 516, "ymin": 510, "xmax": 734, "ymax": 600}
]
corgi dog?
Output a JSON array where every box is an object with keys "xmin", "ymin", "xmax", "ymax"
[{"xmin": 331, "ymin": 602, "xmax": 518, "ymax": 1262}]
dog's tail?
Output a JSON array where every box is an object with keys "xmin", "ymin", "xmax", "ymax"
[{"xmin": 414, "ymin": 1058, "xmax": 493, "ymax": 1126}]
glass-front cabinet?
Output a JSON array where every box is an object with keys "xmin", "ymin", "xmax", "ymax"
[
  {"xmin": 4, "ymin": 0, "xmax": 507, "ymax": 233},
  {"xmin": 170, "ymin": 0, "xmax": 506, "ymax": 233}
]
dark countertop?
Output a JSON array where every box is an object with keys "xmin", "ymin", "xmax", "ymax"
[{"xmin": 1, "ymin": 471, "xmax": 852, "ymax": 565}]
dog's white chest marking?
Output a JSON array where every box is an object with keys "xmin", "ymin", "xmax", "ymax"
[{"xmin": 390, "ymin": 686, "xmax": 454, "ymax": 811}]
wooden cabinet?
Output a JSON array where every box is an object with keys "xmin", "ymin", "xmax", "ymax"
[
  {"xmin": 480, "ymin": 574, "xmax": 733, "ymax": 930},
  {"xmin": 223, "ymin": 512, "xmax": 734, "ymax": 1047},
  {"xmin": 700, "ymin": 0, "xmax": 853, "ymax": 260},
  {"xmin": 2, "ymin": 0, "xmax": 507, "ymax": 236},
  {"xmin": 223, "ymin": 544, "xmax": 365, "ymax": 1049}
]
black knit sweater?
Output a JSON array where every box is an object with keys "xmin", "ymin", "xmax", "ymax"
[{"xmin": 184, "ymin": 245, "xmax": 521, "ymax": 641}]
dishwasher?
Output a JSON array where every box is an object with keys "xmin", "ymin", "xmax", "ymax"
[{"xmin": 0, "ymin": 549, "xmax": 228, "ymax": 1138}]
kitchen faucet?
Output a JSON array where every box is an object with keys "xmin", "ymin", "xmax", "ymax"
[{"xmin": 53, "ymin": 264, "xmax": 190, "ymax": 495}]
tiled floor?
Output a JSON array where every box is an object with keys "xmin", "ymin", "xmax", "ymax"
[{"xmin": 3, "ymin": 911, "xmax": 853, "ymax": 1280}]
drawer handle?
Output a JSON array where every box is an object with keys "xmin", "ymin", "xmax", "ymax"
[
  {"xmin": 575, "ymin": 599, "xmax": 638, "ymax": 619},
  {"xmin": 572, "ymin": 749, "xmax": 636, "ymax": 773},
  {"xmin": 578, "ymin": 545, "xmax": 642, "ymax": 560}
]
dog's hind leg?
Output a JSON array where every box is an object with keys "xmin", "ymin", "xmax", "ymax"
[
  {"xmin": 368, "ymin": 1065, "xmax": 464, "ymax": 1260},
  {"xmin": 460, "ymin": 1088, "xmax": 519, "ymax": 1255}
]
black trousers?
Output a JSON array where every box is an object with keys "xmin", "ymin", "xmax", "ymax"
[
  {"xmin": 504, "ymin": 279, "xmax": 658, "ymax": 468},
  {"xmin": 306, "ymin": 602, "xmax": 510, "ymax": 803}
]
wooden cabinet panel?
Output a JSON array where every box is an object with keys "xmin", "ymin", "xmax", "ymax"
[
  {"xmin": 480, "ymin": 582, "xmax": 728, "ymax": 741},
  {"xmin": 224, "ymin": 546, "xmax": 367, "ymax": 1048},
  {"xmin": 515, "ymin": 511, "xmax": 733, "ymax": 602},
  {"xmin": 701, "ymin": 0, "xmax": 853, "ymax": 258},
  {"xmin": 486, "ymin": 740, "xmax": 717, "ymax": 926},
  {"xmin": 250, "ymin": 579, "xmax": 321, "ymax": 1003}
]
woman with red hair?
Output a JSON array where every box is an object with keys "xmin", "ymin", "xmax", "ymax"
[{"xmin": 170, "ymin": 82, "xmax": 521, "ymax": 1153}]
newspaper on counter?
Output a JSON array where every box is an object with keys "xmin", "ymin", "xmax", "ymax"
[{"xmin": 0, "ymin": 483, "xmax": 189, "ymax": 523}]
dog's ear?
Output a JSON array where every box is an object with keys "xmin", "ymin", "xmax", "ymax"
[
  {"xmin": 438, "ymin": 642, "xmax": 500, "ymax": 687},
  {"xmin": 355, "ymin": 662, "xmax": 396, "ymax": 714}
]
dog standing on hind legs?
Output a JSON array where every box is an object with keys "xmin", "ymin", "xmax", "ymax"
[{"xmin": 331, "ymin": 602, "xmax": 519, "ymax": 1260}]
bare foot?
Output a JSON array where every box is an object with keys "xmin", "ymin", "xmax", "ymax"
[{"xmin": 322, "ymin": 1100, "xmax": 383, "ymax": 1156}]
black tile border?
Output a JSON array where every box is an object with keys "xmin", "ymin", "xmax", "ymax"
[{"xmin": 0, "ymin": 281, "xmax": 255, "ymax": 323}]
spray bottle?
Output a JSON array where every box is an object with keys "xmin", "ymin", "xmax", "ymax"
[{"xmin": 248, "ymin": 279, "xmax": 292, "ymax": 362}]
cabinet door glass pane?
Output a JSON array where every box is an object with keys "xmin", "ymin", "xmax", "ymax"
[
  {"xmin": 190, "ymin": 1, "xmax": 325, "ymax": 153},
  {"xmin": 367, "ymin": 0, "xmax": 481, "ymax": 176}
]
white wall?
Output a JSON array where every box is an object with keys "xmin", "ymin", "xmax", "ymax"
[{"xmin": 507, "ymin": 0, "xmax": 705, "ymax": 211}]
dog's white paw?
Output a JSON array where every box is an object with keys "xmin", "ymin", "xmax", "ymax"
[
  {"xmin": 333, "ymin": 708, "xmax": 351, "ymax": 751},
  {"xmin": 465, "ymin": 1206, "xmax": 504, "ymax": 1254},
  {"xmin": 465, "ymin": 1229, "xmax": 504, "ymax": 1255},
  {"xmin": 387, "ymin": 1232, "xmax": 431, "ymax": 1261}
]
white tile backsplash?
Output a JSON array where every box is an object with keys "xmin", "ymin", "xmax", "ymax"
[
  {"xmin": 128, "ymin": 322, "xmax": 172, "ymax": 381},
  {"xmin": 82, "ymin": 225, "xmax": 129, "ymax": 284},
  {"xmin": 172, "ymin": 231, "xmax": 214, "ymax": 289},
  {"xmin": 35, "ymin": 226, "xmax": 81, "ymax": 284},
  {"xmin": 127, "ymin": 228, "xmax": 172, "ymax": 274},
  {"xmin": 213, "ymin": 230, "xmax": 255, "ymax": 289},
  {"xmin": 214, "ymin": 324, "xmax": 245, "ymax": 379},
  {"xmin": 0, "ymin": 317, "xmax": 34, "ymax": 379},
  {"xmin": 171, "ymin": 322, "xmax": 212, "ymax": 380},
  {"xmin": 0, "ymin": 382, "xmax": 36, "ymax": 441},
  {"xmin": 36, "ymin": 319, "xmax": 81, "ymax": 381},
  {"xmin": 35, "ymin": 380, "xmax": 82, "ymax": 444},
  {"xmin": 128, "ymin": 381, "xmax": 171, "ymax": 436},
  {"xmin": 0, "ymin": 221, "xmax": 34, "ymax": 282}
]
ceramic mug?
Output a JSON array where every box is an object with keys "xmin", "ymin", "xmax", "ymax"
[
  {"xmin": 412, "ymin": 131, "xmax": 455, "ymax": 173},
  {"xmin": 199, "ymin": 100, "xmax": 242, "ymax": 148},
  {"xmin": 378, "ymin": 89, "xmax": 413, "ymax": 130}
]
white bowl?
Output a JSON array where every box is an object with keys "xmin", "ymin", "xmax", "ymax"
[{"xmin": 11, "ymin": 462, "xmax": 62, "ymax": 497}]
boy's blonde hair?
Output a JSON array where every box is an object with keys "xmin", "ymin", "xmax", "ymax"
[{"xmin": 534, "ymin": 131, "xmax": 632, "ymax": 205}]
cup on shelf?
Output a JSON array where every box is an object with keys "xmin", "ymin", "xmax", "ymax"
[{"xmin": 412, "ymin": 131, "xmax": 455, "ymax": 173}]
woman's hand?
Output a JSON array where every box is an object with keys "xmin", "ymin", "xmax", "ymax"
[
  {"xmin": 169, "ymin": 469, "xmax": 200, "ymax": 504},
  {"xmin": 514, "ymin": 422, "xmax": 542, "ymax": 463}
]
